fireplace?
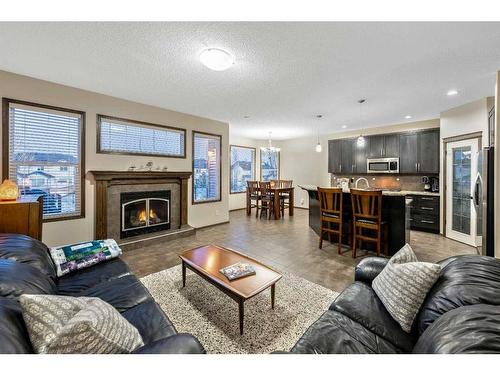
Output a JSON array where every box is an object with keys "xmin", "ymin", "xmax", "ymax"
[{"xmin": 120, "ymin": 190, "xmax": 171, "ymax": 238}]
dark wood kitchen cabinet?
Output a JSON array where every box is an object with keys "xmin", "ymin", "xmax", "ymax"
[
  {"xmin": 418, "ymin": 130, "xmax": 440, "ymax": 174},
  {"xmin": 384, "ymin": 134, "xmax": 399, "ymax": 157},
  {"xmin": 399, "ymin": 133, "xmax": 419, "ymax": 173},
  {"xmin": 368, "ymin": 135, "xmax": 385, "ymax": 158},
  {"xmin": 353, "ymin": 138, "xmax": 369, "ymax": 173},
  {"xmin": 341, "ymin": 139, "xmax": 354, "ymax": 173},
  {"xmin": 328, "ymin": 139, "xmax": 342, "ymax": 173}
]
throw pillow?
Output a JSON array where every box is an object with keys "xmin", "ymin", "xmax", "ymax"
[
  {"xmin": 372, "ymin": 244, "xmax": 441, "ymax": 333},
  {"xmin": 20, "ymin": 294, "xmax": 143, "ymax": 354},
  {"xmin": 49, "ymin": 239, "xmax": 122, "ymax": 277}
]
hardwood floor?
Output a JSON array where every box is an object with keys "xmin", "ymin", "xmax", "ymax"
[{"xmin": 122, "ymin": 208, "xmax": 476, "ymax": 292}]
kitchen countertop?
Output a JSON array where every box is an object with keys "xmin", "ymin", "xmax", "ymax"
[{"xmin": 298, "ymin": 185, "xmax": 440, "ymax": 197}]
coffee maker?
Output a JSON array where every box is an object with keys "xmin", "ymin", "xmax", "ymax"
[{"xmin": 422, "ymin": 176, "xmax": 439, "ymax": 192}]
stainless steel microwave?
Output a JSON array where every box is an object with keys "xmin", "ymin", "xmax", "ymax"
[{"xmin": 367, "ymin": 158, "xmax": 399, "ymax": 173}]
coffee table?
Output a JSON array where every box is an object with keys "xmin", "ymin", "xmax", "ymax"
[{"xmin": 179, "ymin": 245, "xmax": 282, "ymax": 334}]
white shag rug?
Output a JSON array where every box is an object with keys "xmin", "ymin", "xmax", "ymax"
[{"xmin": 140, "ymin": 265, "xmax": 339, "ymax": 354}]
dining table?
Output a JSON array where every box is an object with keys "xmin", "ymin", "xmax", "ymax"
[{"xmin": 246, "ymin": 186, "xmax": 294, "ymax": 220}]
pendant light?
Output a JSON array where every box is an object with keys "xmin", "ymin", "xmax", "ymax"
[
  {"xmin": 356, "ymin": 99, "xmax": 366, "ymax": 148},
  {"xmin": 315, "ymin": 115, "xmax": 323, "ymax": 153}
]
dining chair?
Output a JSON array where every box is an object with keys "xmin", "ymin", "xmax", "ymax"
[
  {"xmin": 258, "ymin": 181, "xmax": 274, "ymax": 219},
  {"xmin": 246, "ymin": 180, "xmax": 261, "ymax": 217},
  {"xmin": 318, "ymin": 187, "xmax": 345, "ymax": 253},
  {"xmin": 279, "ymin": 180, "xmax": 293, "ymax": 216},
  {"xmin": 350, "ymin": 189, "xmax": 388, "ymax": 258}
]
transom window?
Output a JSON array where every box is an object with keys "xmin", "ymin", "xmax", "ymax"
[
  {"xmin": 4, "ymin": 99, "xmax": 85, "ymax": 221},
  {"xmin": 97, "ymin": 115, "xmax": 186, "ymax": 158}
]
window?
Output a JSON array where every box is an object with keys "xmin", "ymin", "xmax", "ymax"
[
  {"xmin": 192, "ymin": 132, "xmax": 221, "ymax": 203},
  {"xmin": 230, "ymin": 145, "xmax": 256, "ymax": 193},
  {"xmin": 260, "ymin": 149, "xmax": 280, "ymax": 181},
  {"xmin": 3, "ymin": 99, "xmax": 85, "ymax": 221},
  {"xmin": 97, "ymin": 115, "xmax": 186, "ymax": 158}
]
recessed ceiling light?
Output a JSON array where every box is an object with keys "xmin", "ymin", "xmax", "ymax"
[
  {"xmin": 405, "ymin": 115, "xmax": 412, "ymax": 119},
  {"xmin": 243, "ymin": 115, "xmax": 250, "ymax": 119},
  {"xmin": 447, "ymin": 89, "xmax": 458, "ymax": 96},
  {"xmin": 199, "ymin": 48, "xmax": 234, "ymax": 71},
  {"xmin": 341, "ymin": 125, "xmax": 347, "ymax": 129}
]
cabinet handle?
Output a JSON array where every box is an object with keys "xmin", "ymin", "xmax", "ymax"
[
  {"xmin": 421, "ymin": 197, "xmax": 436, "ymax": 201},
  {"xmin": 418, "ymin": 162, "xmax": 421, "ymax": 171},
  {"xmin": 415, "ymin": 163, "xmax": 418, "ymax": 171},
  {"xmin": 421, "ymin": 207, "xmax": 434, "ymax": 211},
  {"xmin": 339, "ymin": 164, "xmax": 342, "ymax": 173},
  {"xmin": 352, "ymin": 165, "xmax": 354, "ymax": 173},
  {"xmin": 421, "ymin": 220, "xmax": 435, "ymax": 224}
]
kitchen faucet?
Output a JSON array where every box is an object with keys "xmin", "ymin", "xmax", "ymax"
[{"xmin": 354, "ymin": 177, "xmax": 370, "ymax": 189}]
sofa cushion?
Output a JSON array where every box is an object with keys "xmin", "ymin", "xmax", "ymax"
[
  {"xmin": 372, "ymin": 244, "xmax": 440, "ymax": 333},
  {"xmin": 49, "ymin": 239, "xmax": 122, "ymax": 277},
  {"xmin": 20, "ymin": 294, "xmax": 144, "ymax": 354},
  {"xmin": 132, "ymin": 334, "xmax": 206, "ymax": 354},
  {"xmin": 122, "ymin": 300, "xmax": 176, "ymax": 344},
  {"xmin": 0, "ymin": 259, "xmax": 56, "ymax": 297},
  {"xmin": 330, "ymin": 281, "xmax": 415, "ymax": 352},
  {"xmin": 56, "ymin": 258, "xmax": 131, "ymax": 296},
  {"xmin": 290, "ymin": 310, "xmax": 403, "ymax": 354},
  {"xmin": 0, "ymin": 297, "xmax": 34, "ymax": 353},
  {"xmin": 70, "ymin": 274, "xmax": 152, "ymax": 313},
  {"xmin": 0, "ymin": 233, "xmax": 56, "ymax": 280},
  {"xmin": 415, "ymin": 255, "xmax": 500, "ymax": 336},
  {"xmin": 413, "ymin": 304, "xmax": 500, "ymax": 354}
]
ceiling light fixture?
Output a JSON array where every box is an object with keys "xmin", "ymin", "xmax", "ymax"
[
  {"xmin": 405, "ymin": 115, "xmax": 412, "ymax": 119},
  {"xmin": 199, "ymin": 48, "xmax": 234, "ymax": 71},
  {"xmin": 315, "ymin": 115, "xmax": 323, "ymax": 153},
  {"xmin": 260, "ymin": 132, "xmax": 280, "ymax": 152},
  {"xmin": 341, "ymin": 125, "xmax": 347, "ymax": 129},
  {"xmin": 447, "ymin": 89, "xmax": 458, "ymax": 96},
  {"xmin": 356, "ymin": 99, "xmax": 366, "ymax": 148}
]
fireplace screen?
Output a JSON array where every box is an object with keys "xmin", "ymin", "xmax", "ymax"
[{"xmin": 120, "ymin": 190, "xmax": 171, "ymax": 238}]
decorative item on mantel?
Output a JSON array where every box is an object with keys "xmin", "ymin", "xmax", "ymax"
[{"xmin": 0, "ymin": 179, "xmax": 19, "ymax": 201}]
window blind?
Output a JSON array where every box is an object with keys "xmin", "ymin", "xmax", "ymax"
[
  {"xmin": 260, "ymin": 149, "xmax": 280, "ymax": 181},
  {"xmin": 193, "ymin": 132, "xmax": 221, "ymax": 203},
  {"xmin": 8, "ymin": 103, "xmax": 83, "ymax": 219},
  {"xmin": 99, "ymin": 116, "xmax": 185, "ymax": 157},
  {"xmin": 230, "ymin": 146, "xmax": 255, "ymax": 193}
]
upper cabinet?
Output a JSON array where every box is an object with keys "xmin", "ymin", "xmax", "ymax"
[{"xmin": 328, "ymin": 128, "xmax": 440, "ymax": 175}]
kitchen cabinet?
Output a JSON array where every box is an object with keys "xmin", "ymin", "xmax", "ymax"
[
  {"xmin": 368, "ymin": 135, "xmax": 385, "ymax": 158},
  {"xmin": 353, "ymin": 138, "xmax": 368, "ymax": 173},
  {"xmin": 328, "ymin": 139, "xmax": 342, "ymax": 173},
  {"xmin": 368, "ymin": 134, "xmax": 399, "ymax": 158},
  {"xmin": 407, "ymin": 195, "xmax": 440, "ymax": 233},
  {"xmin": 418, "ymin": 130, "xmax": 440, "ymax": 174},
  {"xmin": 399, "ymin": 133, "xmax": 419, "ymax": 173},
  {"xmin": 384, "ymin": 134, "xmax": 399, "ymax": 157},
  {"xmin": 341, "ymin": 139, "xmax": 354, "ymax": 173}
]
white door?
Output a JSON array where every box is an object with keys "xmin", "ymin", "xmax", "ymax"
[{"xmin": 446, "ymin": 138, "xmax": 479, "ymax": 245}]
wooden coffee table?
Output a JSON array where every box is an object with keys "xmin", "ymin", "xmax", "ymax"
[{"xmin": 179, "ymin": 245, "xmax": 282, "ymax": 335}]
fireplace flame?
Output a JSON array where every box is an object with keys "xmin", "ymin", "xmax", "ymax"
[
  {"xmin": 149, "ymin": 209, "xmax": 157, "ymax": 219},
  {"xmin": 138, "ymin": 210, "xmax": 147, "ymax": 222}
]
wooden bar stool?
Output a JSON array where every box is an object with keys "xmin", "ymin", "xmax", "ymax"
[
  {"xmin": 318, "ymin": 187, "xmax": 344, "ymax": 254},
  {"xmin": 350, "ymin": 189, "xmax": 388, "ymax": 258},
  {"xmin": 246, "ymin": 181, "xmax": 260, "ymax": 217},
  {"xmin": 258, "ymin": 181, "xmax": 274, "ymax": 219}
]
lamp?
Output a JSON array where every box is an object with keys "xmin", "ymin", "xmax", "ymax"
[
  {"xmin": 315, "ymin": 115, "xmax": 322, "ymax": 153},
  {"xmin": 260, "ymin": 132, "xmax": 281, "ymax": 152},
  {"xmin": 0, "ymin": 179, "xmax": 19, "ymax": 201},
  {"xmin": 356, "ymin": 99, "xmax": 367, "ymax": 148}
]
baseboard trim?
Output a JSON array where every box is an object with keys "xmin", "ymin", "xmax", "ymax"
[
  {"xmin": 195, "ymin": 220, "xmax": 230, "ymax": 229},
  {"xmin": 229, "ymin": 208, "xmax": 246, "ymax": 212}
]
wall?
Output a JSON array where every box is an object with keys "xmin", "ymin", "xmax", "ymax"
[
  {"xmin": 439, "ymin": 98, "xmax": 491, "ymax": 234},
  {"xmin": 0, "ymin": 70, "xmax": 229, "ymax": 247}
]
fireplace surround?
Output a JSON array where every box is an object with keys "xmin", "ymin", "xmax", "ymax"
[{"xmin": 89, "ymin": 171, "xmax": 192, "ymax": 243}]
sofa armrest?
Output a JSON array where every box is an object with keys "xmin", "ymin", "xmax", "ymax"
[
  {"xmin": 354, "ymin": 257, "xmax": 389, "ymax": 285},
  {"xmin": 133, "ymin": 333, "xmax": 206, "ymax": 354}
]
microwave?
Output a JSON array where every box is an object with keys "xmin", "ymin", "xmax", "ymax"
[{"xmin": 367, "ymin": 158, "xmax": 399, "ymax": 173}]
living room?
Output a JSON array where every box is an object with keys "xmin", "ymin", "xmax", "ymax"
[{"xmin": 1, "ymin": 1, "xmax": 500, "ymax": 374}]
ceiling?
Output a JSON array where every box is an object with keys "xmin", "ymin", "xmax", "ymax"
[{"xmin": 0, "ymin": 22, "xmax": 499, "ymax": 140}]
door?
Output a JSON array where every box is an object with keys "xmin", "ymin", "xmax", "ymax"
[
  {"xmin": 446, "ymin": 138, "xmax": 479, "ymax": 245},
  {"xmin": 328, "ymin": 140, "xmax": 342, "ymax": 173},
  {"xmin": 399, "ymin": 133, "xmax": 418, "ymax": 173},
  {"xmin": 341, "ymin": 139, "xmax": 354, "ymax": 174},
  {"xmin": 384, "ymin": 134, "xmax": 399, "ymax": 157},
  {"xmin": 368, "ymin": 135, "xmax": 384, "ymax": 158},
  {"xmin": 419, "ymin": 130, "xmax": 440, "ymax": 174}
]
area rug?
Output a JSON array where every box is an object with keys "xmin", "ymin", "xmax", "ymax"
[{"xmin": 140, "ymin": 265, "xmax": 339, "ymax": 354}]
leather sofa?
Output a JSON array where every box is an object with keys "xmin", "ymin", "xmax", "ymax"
[
  {"xmin": 287, "ymin": 254, "xmax": 500, "ymax": 353},
  {"xmin": 0, "ymin": 233, "xmax": 205, "ymax": 354}
]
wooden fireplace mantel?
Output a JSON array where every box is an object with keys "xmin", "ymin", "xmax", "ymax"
[{"xmin": 88, "ymin": 170, "xmax": 192, "ymax": 239}]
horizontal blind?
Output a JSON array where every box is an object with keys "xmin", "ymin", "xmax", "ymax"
[
  {"xmin": 99, "ymin": 117, "xmax": 185, "ymax": 157},
  {"xmin": 261, "ymin": 149, "xmax": 280, "ymax": 181},
  {"xmin": 8, "ymin": 103, "xmax": 82, "ymax": 219},
  {"xmin": 230, "ymin": 146, "xmax": 255, "ymax": 193},
  {"xmin": 193, "ymin": 133, "xmax": 221, "ymax": 202}
]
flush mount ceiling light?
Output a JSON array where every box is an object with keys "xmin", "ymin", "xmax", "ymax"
[
  {"xmin": 405, "ymin": 115, "xmax": 412, "ymax": 119},
  {"xmin": 341, "ymin": 125, "xmax": 347, "ymax": 129},
  {"xmin": 199, "ymin": 48, "xmax": 234, "ymax": 71},
  {"xmin": 447, "ymin": 89, "xmax": 458, "ymax": 96}
]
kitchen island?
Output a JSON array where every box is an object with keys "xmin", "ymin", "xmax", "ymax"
[{"xmin": 299, "ymin": 185, "xmax": 411, "ymax": 256}]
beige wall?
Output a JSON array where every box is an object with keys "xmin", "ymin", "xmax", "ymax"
[{"xmin": 0, "ymin": 70, "xmax": 229, "ymax": 247}]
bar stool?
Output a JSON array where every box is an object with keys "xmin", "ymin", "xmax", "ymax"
[
  {"xmin": 350, "ymin": 189, "xmax": 388, "ymax": 258},
  {"xmin": 318, "ymin": 187, "xmax": 344, "ymax": 253},
  {"xmin": 258, "ymin": 181, "xmax": 274, "ymax": 219},
  {"xmin": 246, "ymin": 181, "xmax": 260, "ymax": 217}
]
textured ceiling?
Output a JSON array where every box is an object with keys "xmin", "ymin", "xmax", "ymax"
[{"xmin": 0, "ymin": 22, "xmax": 499, "ymax": 140}]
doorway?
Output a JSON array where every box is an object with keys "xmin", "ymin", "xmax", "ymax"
[{"xmin": 445, "ymin": 137, "xmax": 480, "ymax": 246}]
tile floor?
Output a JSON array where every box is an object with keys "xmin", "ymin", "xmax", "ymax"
[{"xmin": 122, "ymin": 208, "xmax": 476, "ymax": 292}]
